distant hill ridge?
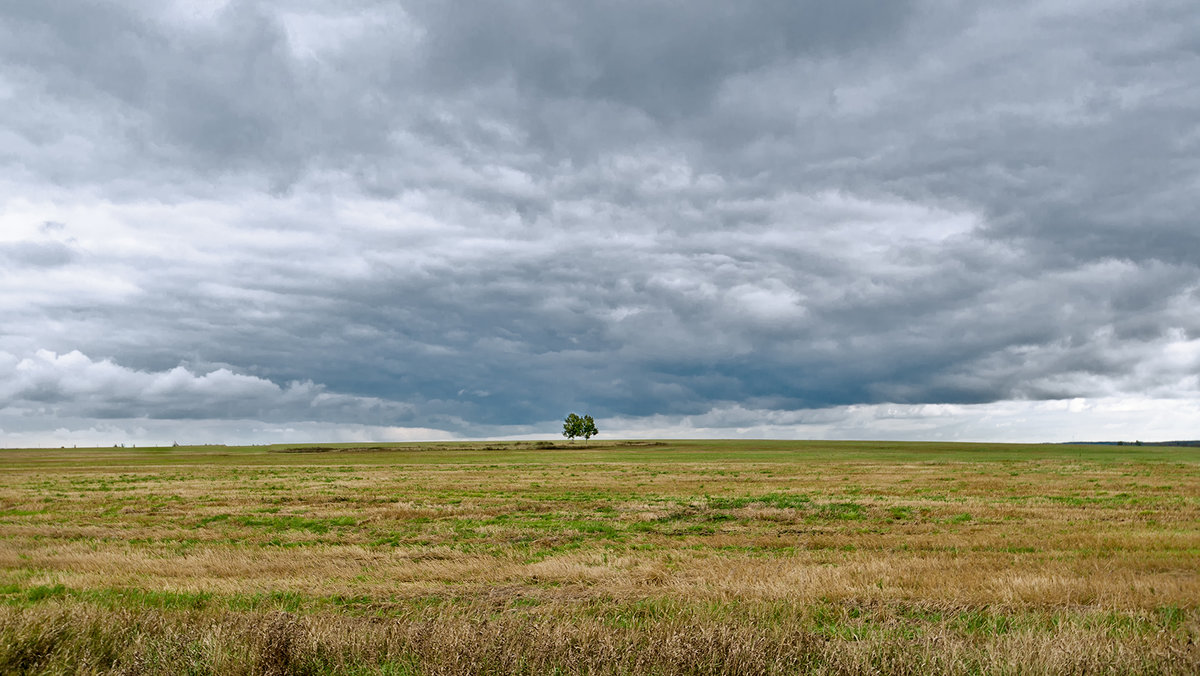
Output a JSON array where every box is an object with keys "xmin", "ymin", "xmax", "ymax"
[{"xmin": 1063, "ymin": 440, "xmax": 1200, "ymax": 447}]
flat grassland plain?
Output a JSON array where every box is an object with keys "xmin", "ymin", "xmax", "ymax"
[{"xmin": 1, "ymin": 440, "xmax": 1197, "ymax": 675}]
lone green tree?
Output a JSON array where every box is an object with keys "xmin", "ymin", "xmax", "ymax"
[
  {"xmin": 562, "ymin": 413, "xmax": 599, "ymax": 442},
  {"xmin": 563, "ymin": 413, "xmax": 582, "ymax": 440},
  {"xmin": 580, "ymin": 414, "xmax": 598, "ymax": 441}
]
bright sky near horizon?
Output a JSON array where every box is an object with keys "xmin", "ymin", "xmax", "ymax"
[{"xmin": 2, "ymin": 1, "xmax": 1199, "ymax": 446}]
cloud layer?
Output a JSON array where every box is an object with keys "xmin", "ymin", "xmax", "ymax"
[{"xmin": 2, "ymin": 1, "xmax": 1199, "ymax": 444}]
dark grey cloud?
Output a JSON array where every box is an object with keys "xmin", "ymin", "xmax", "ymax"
[
  {"xmin": 0, "ymin": 240, "xmax": 75, "ymax": 267},
  {"xmin": 409, "ymin": 1, "xmax": 915, "ymax": 117},
  {"xmin": 2, "ymin": 0, "xmax": 1199, "ymax": 442}
]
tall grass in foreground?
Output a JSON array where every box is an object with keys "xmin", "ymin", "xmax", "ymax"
[{"xmin": 2, "ymin": 604, "xmax": 1196, "ymax": 675}]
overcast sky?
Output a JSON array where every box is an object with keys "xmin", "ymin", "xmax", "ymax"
[{"xmin": 2, "ymin": 1, "xmax": 1199, "ymax": 446}]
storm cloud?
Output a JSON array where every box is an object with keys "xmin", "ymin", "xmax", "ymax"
[{"xmin": 2, "ymin": 0, "xmax": 1199, "ymax": 445}]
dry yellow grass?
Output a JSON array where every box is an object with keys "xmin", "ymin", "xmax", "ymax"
[{"xmin": 0, "ymin": 440, "xmax": 1197, "ymax": 673}]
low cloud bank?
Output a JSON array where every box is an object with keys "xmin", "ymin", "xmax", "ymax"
[{"xmin": 2, "ymin": 350, "xmax": 1194, "ymax": 447}]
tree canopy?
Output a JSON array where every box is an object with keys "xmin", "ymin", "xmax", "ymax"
[{"xmin": 563, "ymin": 413, "xmax": 598, "ymax": 441}]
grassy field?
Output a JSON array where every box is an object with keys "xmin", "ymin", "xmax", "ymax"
[{"xmin": 0, "ymin": 439, "xmax": 1197, "ymax": 674}]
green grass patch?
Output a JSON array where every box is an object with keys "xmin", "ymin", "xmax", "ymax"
[{"xmin": 707, "ymin": 492, "xmax": 812, "ymax": 510}]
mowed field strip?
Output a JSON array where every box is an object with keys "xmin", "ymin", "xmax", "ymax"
[{"xmin": 1, "ymin": 440, "xmax": 1197, "ymax": 674}]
